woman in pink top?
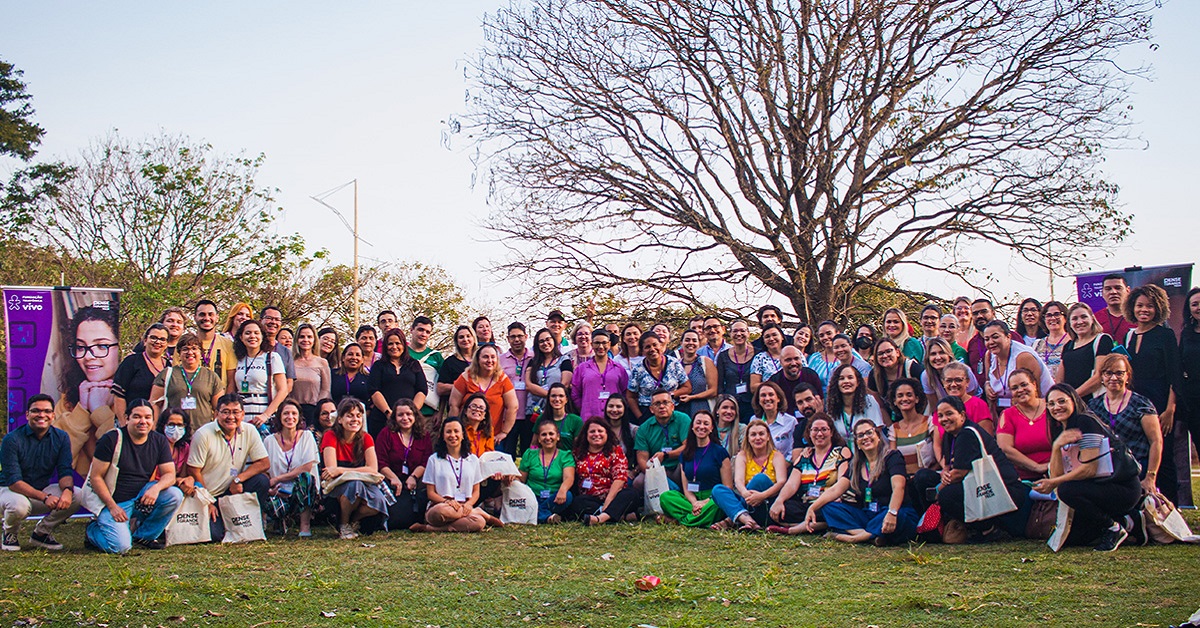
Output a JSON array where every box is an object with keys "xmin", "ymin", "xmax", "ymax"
[
  {"xmin": 995, "ymin": 368, "xmax": 1051, "ymax": 480},
  {"xmin": 931, "ymin": 362, "xmax": 995, "ymax": 435}
]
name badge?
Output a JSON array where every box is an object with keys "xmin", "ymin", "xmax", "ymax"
[
  {"xmin": 514, "ymin": 380, "xmax": 526, "ymax": 391},
  {"xmin": 661, "ymin": 447, "xmax": 672, "ymax": 454},
  {"xmin": 454, "ymin": 492, "xmax": 468, "ymax": 502},
  {"xmin": 181, "ymin": 396, "xmax": 197, "ymax": 410},
  {"xmin": 240, "ymin": 380, "xmax": 250, "ymax": 393},
  {"xmin": 581, "ymin": 479, "xmax": 593, "ymax": 489},
  {"xmin": 735, "ymin": 383, "xmax": 748, "ymax": 394},
  {"xmin": 401, "ymin": 465, "xmax": 409, "ymax": 475},
  {"xmin": 229, "ymin": 468, "xmax": 238, "ymax": 477},
  {"xmin": 686, "ymin": 482, "xmax": 700, "ymax": 493},
  {"xmin": 598, "ymin": 391, "xmax": 611, "ymax": 400},
  {"xmin": 540, "ymin": 490, "xmax": 551, "ymax": 499},
  {"xmin": 868, "ymin": 502, "xmax": 879, "ymax": 513},
  {"xmin": 806, "ymin": 485, "xmax": 821, "ymax": 499}
]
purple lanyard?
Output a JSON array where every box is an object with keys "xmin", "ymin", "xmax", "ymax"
[{"xmin": 692, "ymin": 443, "xmax": 710, "ymax": 481}]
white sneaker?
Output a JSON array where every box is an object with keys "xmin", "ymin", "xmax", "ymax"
[{"xmin": 339, "ymin": 525, "xmax": 359, "ymax": 540}]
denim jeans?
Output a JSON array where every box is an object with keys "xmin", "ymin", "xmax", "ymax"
[
  {"xmin": 86, "ymin": 482, "xmax": 184, "ymax": 554},
  {"xmin": 711, "ymin": 473, "xmax": 774, "ymax": 524}
]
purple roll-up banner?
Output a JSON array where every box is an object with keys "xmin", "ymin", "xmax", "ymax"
[{"xmin": 4, "ymin": 287, "xmax": 122, "ymax": 483}]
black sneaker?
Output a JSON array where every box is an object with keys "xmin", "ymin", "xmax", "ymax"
[
  {"xmin": 1094, "ymin": 525, "xmax": 1129, "ymax": 552},
  {"xmin": 133, "ymin": 537, "xmax": 166, "ymax": 550},
  {"xmin": 1, "ymin": 530, "xmax": 19, "ymax": 551},
  {"xmin": 29, "ymin": 531, "xmax": 63, "ymax": 551}
]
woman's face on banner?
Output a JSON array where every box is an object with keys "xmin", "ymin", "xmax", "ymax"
[{"xmin": 74, "ymin": 319, "xmax": 120, "ymax": 382}]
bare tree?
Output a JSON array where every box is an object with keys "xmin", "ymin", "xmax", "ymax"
[{"xmin": 460, "ymin": 0, "xmax": 1152, "ymax": 322}]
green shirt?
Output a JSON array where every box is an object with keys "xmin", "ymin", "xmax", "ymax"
[
  {"xmin": 633, "ymin": 411, "xmax": 692, "ymax": 469},
  {"xmin": 548, "ymin": 413, "xmax": 584, "ymax": 450},
  {"xmin": 519, "ymin": 448, "xmax": 575, "ymax": 493}
]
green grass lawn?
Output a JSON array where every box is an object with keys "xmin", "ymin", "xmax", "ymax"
[{"xmin": 3, "ymin": 511, "xmax": 1200, "ymax": 628}]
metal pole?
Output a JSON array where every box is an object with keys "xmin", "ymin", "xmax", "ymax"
[{"xmin": 353, "ymin": 179, "xmax": 360, "ymax": 331}]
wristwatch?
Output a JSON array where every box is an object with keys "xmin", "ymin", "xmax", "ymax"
[
  {"xmin": 887, "ymin": 508, "xmax": 899, "ymax": 516},
  {"xmin": 232, "ymin": 477, "xmax": 243, "ymax": 486}
]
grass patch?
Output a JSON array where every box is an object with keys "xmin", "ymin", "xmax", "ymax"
[{"xmin": 2, "ymin": 511, "xmax": 1199, "ymax": 627}]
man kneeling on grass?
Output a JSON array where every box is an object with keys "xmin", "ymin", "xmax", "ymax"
[
  {"xmin": 1, "ymin": 394, "xmax": 81, "ymax": 551},
  {"xmin": 85, "ymin": 399, "xmax": 182, "ymax": 553}
]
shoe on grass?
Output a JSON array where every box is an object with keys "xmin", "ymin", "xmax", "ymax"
[
  {"xmin": 29, "ymin": 531, "xmax": 63, "ymax": 551},
  {"xmin": 133, "ymin": 537, "xmax": 166, "ymax": 550},
  {"xmin": 1094, "ymin": 525, "xmax": 1129, "ymax": 552},
  {"xmin": 339, "ymin": 524, "xmax": 359, "ymax": 540},
  {"xmin": 2, "ymin": 530, "xmax": 19, "ymax": 551}
]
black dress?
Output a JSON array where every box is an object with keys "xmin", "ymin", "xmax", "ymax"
[
  {"xmin": 366, "ymin": 359, "xmax": 428, "ymax": 436},
  {"xmin": 1127, "ymin": 324, "xmax": 1183, "ymax": 501}
]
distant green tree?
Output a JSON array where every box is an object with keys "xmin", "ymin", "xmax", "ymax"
[{"xmin": 0, "ymin": 58, "xmax": 44, "ymax": 160}]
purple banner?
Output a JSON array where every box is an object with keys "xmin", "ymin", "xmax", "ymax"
[
  {"xmin": 4, "ymin": 287, "xmax": 121, "ymax": 480},
  {"xmin": 1075, "ymin": 263, "xmax": 1194, "ymax": 334}
]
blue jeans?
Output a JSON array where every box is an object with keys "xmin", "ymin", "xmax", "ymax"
[
  {"xmin": 86, "ymin": 482, "xmax": 184, "ymax": 554},
  {"xmin": 822, "ymin": 501, "xmax": 919, "ymax": 545},
  {"xmin": 535, "ymin": 490, "xmax": 573, "ymax": 523},
  {"xmin": 711, "ymin": 473, "xmax": 774, "ymax": 524}
]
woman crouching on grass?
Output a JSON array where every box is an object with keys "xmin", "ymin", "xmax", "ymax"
[
  {"xmin": 517, "ymin": 420, "xmax": 576, "ymax": 524},
  {"xmin": 320, "ymin": 398, "xmax": 389, "ymax": 540},
  {"xmin": 411, "ymin": 417, "xmax": 502, "ymax": 533},
  {"xmin": 803, "ymin": 419, "xmax": 918, "ymax": 545}
]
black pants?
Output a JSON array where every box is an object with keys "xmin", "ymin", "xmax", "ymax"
[
  {"xmin": 776, "ymin": 495, "xmax": 821, "ymax": 524},
  {"xmin": 566, "ymin": 488, "xmax": 640, "ymax": 522},
  {"xmin": 208, "ymin": 473, "xmax": 270, "ymax": 540},
  {"xmin": 385, "ymin": 486, "xmax": 427, "ymax": 531},
  {"xmin": 938, "ymin": 479, "xmax": 1029, "ymax": 536},
  {"xmin": 1057, "ymin": 476, "xmax": 1142, "ymax": 533},
  {"xmin": 502, "ymin": 419, "xmax": 535, "ymax": 455},
  {"xmin": 908, "ymin": 468, "xmax": 942, "ymax": 513}
]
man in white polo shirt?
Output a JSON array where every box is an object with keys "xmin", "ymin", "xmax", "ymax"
[{"xmin": 187, "ymin": 393, "xmax": 270, "ymax": 539}]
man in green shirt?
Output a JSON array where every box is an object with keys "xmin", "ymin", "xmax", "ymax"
[
  {"xmin": 407, "ymin": 316, "xmax": 444, "ymax": 417},
  {"xmin": 633, "ymin": 389, "xmax": 691, "ymax": 489}
]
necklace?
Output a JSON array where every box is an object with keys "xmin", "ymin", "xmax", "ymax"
[{"xmin": 1017, "ymin": 402, "xmax": 1043, "ymax": 426}]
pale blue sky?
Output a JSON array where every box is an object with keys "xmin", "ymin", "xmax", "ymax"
[{"xmin": 3, "ymin": 1, "xmax": 1196, "ymax": 314}]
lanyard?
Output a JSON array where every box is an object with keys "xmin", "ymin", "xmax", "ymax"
[
  {"xmin": 649, "ymin": 359, "xmax": 669, "ymax": 388},
  {"xmin": 540, "ymin": 449, "xmax": 554, "ymax": 483},
  {"xmin": 203, "ymin": 335, "xmax": 217, "ymax": 367},
  {"xmin": 144, "ymin": 352, "xmax": 164, "ymax": 375},
  {"xmin": 239, "ymin": 353, "xmax": 262, "ymax": 387},
  {"xmin": 344, "ymin": 372, "xmax": 353, "ymax": 395},
  {"xmin": 692, "ymin": 443, "xmax": 710, "ymax": 481},
  {"xmin": 1104, "ymin": 391, "xmax": 1130, "ymax": 430},
  {"xmin": 398, "ymin": 432, "xmax": 413, "ymax": 467},
  {"xmin": 513, "ymin": 353, "xmax": 530, "ymax": 379},
  {"xmin": 583, "ymin": 451, "xmax": 599, "ymax": 478},
  {"xmin": 180, "ymin": 367, "xmax": 200, "ymax": 395},
  {"xmin": 478, "ymin": 373, "xmax": 498, "ymax": 394},
  {"xmin": 279, "ymin": 433, "xmax": 297, "ymax": 471},
  {"xmin": 812, "ymin": 447, "xmax": 833, "ymax": 477},
  {"xmin": 224, "ymin": 430, "xmax": 239, "ymax": 465}
]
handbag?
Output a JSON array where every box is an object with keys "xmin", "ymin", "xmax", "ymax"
[
  {"xmin": 1046, "ymin": 501, "xmax": 1074, "ymax": 552},
  {"xmin": 323, "ymin": 470, "xmax": 386, "ymax": 492},
  {"xmin": 166, "ymin": 487, "xmax": 215, "ymax": 546},
  {"xmin": 962, "ymin": 427, "xmax": 1018, "ymax": 522},
  {"xmin": 479, "ymin": 451, "xmax": 520, "ymax": 478},
  {"xmin": 500, "ymin": 480, "xmax": 539, "ymax": 525},
  {"xmin": 1025, "ymin": 499, "xmax": 1059, "ymax": 540},
  {"xmin": 642, "ymin": 458, "xmax": 670, "ymax": 516},
  {"xmin": 78, "ymin": 428, "xmax": 122, "ymax": 515},
  {"xmin": 219, "ymin": 492, "xmax": 266, "ymax": 543},
  {"xmin": 916, "ymin": 503, "xmax": 942, "ymax": 534},
  {"xmin": 1061, "ymin": 434, "xmax": 1114, "ymax": 479},
  {"xmin": 1142, "ymin": 493, "xmax": 1200, "ymax": 544}
]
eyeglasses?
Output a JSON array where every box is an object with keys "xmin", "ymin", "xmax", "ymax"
[
  {"xmin": 650, "ymin": 400, "xmax": 673, "ymax": 407},
  {"xmin": 703, "ymin": 324, "xmax": 722, "ymax": 331},
  {"xmin": 1044, "ymin": 312, "xmax": 1064, "ymax": 319},
  {"xmin": 854, "ymin": 431, "xmax": 876, "ymax": 440},
  {"xmin": 217, "ymin": 409, "xmax": 245, "ymax": 416},
  {"xmin": 26, "ymin": 408, "xmax": 53, "ymax": 416},
  {"xmin": 809, "ymin": 427, "xmax": 830, "ymax": 433},
  {"xmin": 466, "ymin": 404, "xmax": 487, "ymax": 412},
  {"xmin": 146, "ymin": 336, "xmax": 169, "ymax": 344},
  {"xmin": 261, "ymin": 315, "xmax": 282, "ymax": 322},
  {"xmin": 970, "ymin": 309, "xmax": 989, "ymax": 317},
  {"xmin": 1101, "ymin": 371, "xmax": 1127, "ymax": 379},
  {"xmin": 944, "ymin": 377, "xmax": 967, "ymax": 384},
  {"xmin": 70, "ymin": 343, "xmax": 119, "ymax": 359}
]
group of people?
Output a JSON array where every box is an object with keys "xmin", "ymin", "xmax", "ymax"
[{"xmin": 3, "ymin": 274, "xmax": 1197, "ymax": 554}]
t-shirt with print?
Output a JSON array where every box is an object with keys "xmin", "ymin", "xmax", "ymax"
[
  {"xmin": 840, "ymin": 449, "xmax": 909, "ymax": 510},
  {"xmin": 94, "ymin": 428, "xmax": 172, "ymax": 503}
]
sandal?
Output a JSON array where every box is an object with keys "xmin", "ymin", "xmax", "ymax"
[
  {"xmin": 766, "ymin": 525, "xmax": 791, "ymax": 535},
  {"xmin": 710, "ymin": 519, "xmax": 731, "ymax": 531}
]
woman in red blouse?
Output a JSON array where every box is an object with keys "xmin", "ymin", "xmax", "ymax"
[{"xmin": 567, "ymin": 418, "xmax": 640, "ymax": 525}]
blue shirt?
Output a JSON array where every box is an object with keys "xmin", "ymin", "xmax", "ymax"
[
  {"xmin": 0, "ymin": 424, "xmax": 74, "ymax": 491},
  {"xmin": 680, "ymin": 442, "xmax": 730, "ymax": 491}
]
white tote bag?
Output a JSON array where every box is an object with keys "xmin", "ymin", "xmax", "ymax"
[
  {"xmin": 643, "ymin": 458, "xmax": 670, "ymax": 516},
  {"xmin": 962, "ymin": 427, "xmax": 1018, "ymax": 523},
  {"xmin": 500, "ymin": 480, "xmax": 539, "ymax": 525},
  {"xmin": 219, "ymin": 492, "xmax": 266, "ymax": 543},
  {"xmin": 78, "ymin": 428, "xmax": 122, "ymax": 515},
  {"xmin": 1047, "ymin": 501, "xmax": 1075, "ymax": 552},
  {"xmin": 166, "ymin": 487, "xmax": 215, "ymax": 546},
  {"xmin": 479, "ymin": 451, "xmax": 520, "ymax": 478}
]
